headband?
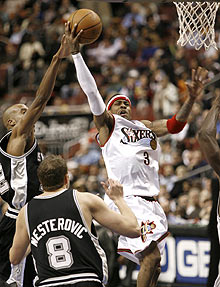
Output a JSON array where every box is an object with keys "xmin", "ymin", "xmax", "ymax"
[{"xmin": 106, "ymin": 95, "xmax": 131, "ymax": 111}]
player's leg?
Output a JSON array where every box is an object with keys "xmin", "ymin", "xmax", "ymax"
[
  {"xmin": 0, "ymin": 216, "xmax": 18, "ymax": 287},
  {"xmin": 22, "ymin": 253, "xmax": 36, "ymax": 287},
  {"xmin": 149, "ymin": 263, "xmax": 161, "ymax": 287},
  {"xmin": 0, "ymin": 215, "xmax": 30, "ymax": 287},
  {"xmin": 0, "ymin": 216, "xmax": 16, "ymax": 281},
  {"xmin": 137, "ymin": 241, "xmax": 161, "ymax": 287}
]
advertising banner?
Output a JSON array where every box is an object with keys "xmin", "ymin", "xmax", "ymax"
[
  {"xmin": 119, "ymin": 236, "xmax": 210, "ymax": 285},
  {"xmin": 160, "ymin": 236, "xmax": 210, "ymax": 285}
]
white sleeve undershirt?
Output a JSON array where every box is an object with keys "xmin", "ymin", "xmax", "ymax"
[{"xmin": 72, "ymin": 53, "xmax": 106, "ymax": 116}]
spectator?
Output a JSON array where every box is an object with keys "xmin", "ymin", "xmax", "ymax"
[
  {"xmin": 170, "ymin": 165, "xmax": 188, "ymax": 198},
  {"xmin": 122, "ymin": 3, "xmax": 146, "ymax": 29},
  {"xmin": 186, "ymin": 187, "xmax": 201, "ymax": 220},
  {"xmin": 153, "ymin": 73, "xmax": 179, "ymax": 119}
]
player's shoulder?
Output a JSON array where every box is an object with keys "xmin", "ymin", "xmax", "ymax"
[
  {"xmin": 76, "ymin": 190, "xmax": 101, "ymax": 201},
  {"xmin": 140, "ymin": 119, "xmax": 152, "ymax": 128},
  {"xmin": 76, "ymin": 191, "xmax": 103, "ymax": 208}
]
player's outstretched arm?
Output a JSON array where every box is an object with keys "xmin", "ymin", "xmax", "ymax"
[
  {"xmin": 197, "ymin": 93, "xmax": 220, "ymax": 177},
  {"xmin": 87, "ymin": 179, "xmax": 140, "ymax": 238},
  {"xmin": 64, "ymin": 22, "xmax": 113, "ymax": 132},
  {"xmin": 9, "ymin": 207, "xmax": 29, "ymax": 265},
  {"xmin": 14, "ymin": 35, "xmax": 71, "ymax": 137},
  {"xmin": 142, "ymin": 67, "xmax": 209, "ymax": 137},
  {"xmin": 176, "ymin": 67, "xmax": 209, "ymax": 121}
]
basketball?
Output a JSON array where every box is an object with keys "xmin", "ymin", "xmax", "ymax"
[{"xmin": 68, "ymin": 9, "xmax": 102, "ymax": 45}]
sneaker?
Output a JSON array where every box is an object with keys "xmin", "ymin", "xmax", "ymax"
[{"xmin": 0, "ymin": 279, "xmax": 17, "ymax": 287}]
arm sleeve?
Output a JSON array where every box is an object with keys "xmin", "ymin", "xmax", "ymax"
[{"xmin": 72, "ymin": 53, "xmax": 106, "ymax": 116}]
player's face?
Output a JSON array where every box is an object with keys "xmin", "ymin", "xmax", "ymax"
[
  {"xmin": 11, "ymin": 104, "xmax": 28, "ymax": 124},
  {"xmin": 110, "ymin": 100, "xmax": 131, "ymax": 120}
]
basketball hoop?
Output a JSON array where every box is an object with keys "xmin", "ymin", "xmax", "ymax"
[{"xmin": 174, "ymin": 2, "xmax": 220, "ymax": 50}]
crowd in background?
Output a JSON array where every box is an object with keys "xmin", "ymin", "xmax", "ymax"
[{"xmin": 1, "ymin": 0, "xmax": 220, "ymax": 228}]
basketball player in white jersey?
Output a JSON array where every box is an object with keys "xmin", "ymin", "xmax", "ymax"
[
  {"xmin": 198, "ymin": 94, "xmax": 220, "ymax": 287},
  {"xmin": 65, "ymin": 22, "xmax": 209, "ymax": 287}
]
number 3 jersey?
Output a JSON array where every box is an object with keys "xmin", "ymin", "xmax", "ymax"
[
  {"xmin": 97, "ymin": 115, "xmax": 161, "ymax": 202},
  {"xmin": 26, "ymin": 189, "xmax": 108, "ymax": 287},
  {"xmin": 0, "ymin": 131, "xmax": 43, "ymax": 216}
]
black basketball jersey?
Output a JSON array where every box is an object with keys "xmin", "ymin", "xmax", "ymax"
[
  {"xmin": 26, "ymin": 189, "xmax": 108, "ymax": 287},
  {"xmin": 0, "ymin": 131, "xmax": 43, "ymax": 217}
]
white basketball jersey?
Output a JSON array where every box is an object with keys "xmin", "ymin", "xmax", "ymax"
[{"xmin": 98, "ymin": 115, "xmax": 161, "ymax": 203}]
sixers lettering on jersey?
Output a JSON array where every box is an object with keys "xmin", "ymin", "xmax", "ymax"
[{"xmin": 120, "ymin": 127, "xmax": 157, "ymax": 150}]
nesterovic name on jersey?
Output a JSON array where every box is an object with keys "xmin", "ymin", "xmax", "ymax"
[
  {"xmin": 120, "ymin": 127, "xmax": 156, "ymax": 144},
  {"xmin": 31, "ymin": 218, "xmax": 87, "ymax": 247}
]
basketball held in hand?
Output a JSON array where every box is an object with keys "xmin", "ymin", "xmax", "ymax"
[{"xmin": 68, "ymin": 9, "xmax": 102, "ymax": 45}]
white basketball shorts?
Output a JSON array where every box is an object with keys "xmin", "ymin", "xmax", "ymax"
[{"xmin": 108, "ymin": 195, "xmax": 169, "ymax": 265}]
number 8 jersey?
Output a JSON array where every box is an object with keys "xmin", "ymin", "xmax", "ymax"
[
  {"xmin": 97, "ymin": 115, "xmax": 161, "ymax": 203},
  {"xmin": 26, "ymin": 189, "xmax": 108, "ymax": 287}
]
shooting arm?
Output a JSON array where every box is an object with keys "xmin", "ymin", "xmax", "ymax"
[
  {"xmin": 72, "ymin": 53, "xmax": 106, "ymax": 116},
  {"xmin": 63, "ymin": 22, "xmax": 106, "ymax": 118},
  {"xmin": 197, "ymin": 96, "xmax": 220, "ymax": 176}
]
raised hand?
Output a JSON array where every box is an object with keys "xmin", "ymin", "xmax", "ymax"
[
  {"xmin": 101, "ymin": 179, "xmax": 124, "ymax": 201},
  {"xmin": 187, "ymin": 67, "xmax": 209, "ymax": 100},
  {"xmin": 56, "ymin": 21, "xmax": 83, "ymax": 58},
  {"xmin": 64, "ymin": 21, "xmax": 83, "ymax": 55}
]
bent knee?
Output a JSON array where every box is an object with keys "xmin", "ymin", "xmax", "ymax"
[{"xmin": 141, "ymin": 248, "xmax": 161, "ymax": 267}]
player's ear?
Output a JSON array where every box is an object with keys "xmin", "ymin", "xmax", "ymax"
[
  {"xmin": 64, "ymin": 173, "xmax": 70, "ymax": 189},
  {"xmin": 7, "ymin": 118, "xmax": 16, "ymax": 128}
]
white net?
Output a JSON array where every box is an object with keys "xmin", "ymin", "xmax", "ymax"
[{"xmin": 174, "ymin": 2, "xmax": 220, "ymax": 50}]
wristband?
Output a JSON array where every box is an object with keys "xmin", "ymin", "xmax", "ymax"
[{"xmin": 167, "ymin": 115, "xmax": 186, "ymax": 134}]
